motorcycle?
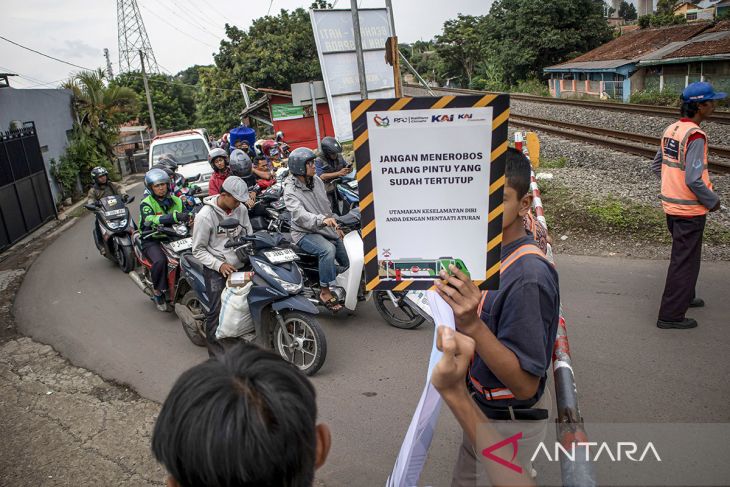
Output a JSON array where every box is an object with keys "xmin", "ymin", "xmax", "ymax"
[
  {"xmin": 129, "ymin": 222, "xmax": 193, "ymax": 311},
  {"xmin": 331, "ymin": 167, "xmax": 359, "ymax": 216},
  {"xmin": 85, "ymin": 195, "xmax": 136, "ymax": 273},
  {"xmin": 284, "ymin": 207, "xmax": 424, "ymax": 329},
  {"xmin": 173, "ymin": 221, "xmax": 327, "ymax": 376}
]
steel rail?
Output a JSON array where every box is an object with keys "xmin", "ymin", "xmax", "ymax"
[
  {"xmin": 403, "ymin": 83, "xmax": 730, "ymax": 124},
  {"xmin": 509, "ymin": 115, "xmax": 730, "ymax": 173}
]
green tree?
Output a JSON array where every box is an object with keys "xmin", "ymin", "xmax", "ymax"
[
  {"xmin": 638, "ymin": 12, "xmax": 687, "ymax": 28},
  {"xmin": 434, "ymin": 15, "xmax": 485, "ymax": 87},
  {"xmin": 194, "ymin": 66, "xmax": 241, "ymax": 136},
  {"xmin": 484, "ymin": 0, "xmax": 613, "ymax": 84},
  {"xmin": 657, "ymin": 0, "xmax": 678, "ymax": 15},
  {"xmin": 619, "ymin": 1, "xmax": 638, "ymax": 20},
  {"xmin": 58, "ymin": 69, "xmax": 138, "ymax": 192},
  {"xmin": 111, "ymin": 71, "xmax": 196, "ymax": 131}
]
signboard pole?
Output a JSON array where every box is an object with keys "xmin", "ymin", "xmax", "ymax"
[
  {"xmin": 350, "ymin": 2, "xmax": 368, "ymax": 99},
  {"xmin": 309, "ymin": 81, "xmax": 322, "ymax": 151}
]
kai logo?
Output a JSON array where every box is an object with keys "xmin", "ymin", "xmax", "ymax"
[
  {"xmin": 373, "ymin": 114, "xmax": 390, "ymax": 127},
  {"xmin": 431, "ymin": 113, "xmax": 473, "ymax": 123}
]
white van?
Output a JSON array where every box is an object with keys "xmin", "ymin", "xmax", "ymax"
[{"xmin": 148, "ymin": 130, "xmax": 213, "ymax": 195}]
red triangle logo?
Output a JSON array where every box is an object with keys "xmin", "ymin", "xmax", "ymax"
[{"xmin": 481, "ymin": 432, "xmax": 523, "ymax": 474}]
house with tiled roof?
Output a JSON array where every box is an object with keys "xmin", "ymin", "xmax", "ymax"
[{"xmin": 544, "ymin": 21, "xmax": 730, "ymax": 102}]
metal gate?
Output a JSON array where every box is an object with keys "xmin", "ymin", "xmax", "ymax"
[{"xmin": 0, "ymin": 122, "xmax": 57, "ymax": 252}]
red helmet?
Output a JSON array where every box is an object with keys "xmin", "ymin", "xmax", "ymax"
[{"xmin": 261, "ymin": 139, "xmax": 279, "ymax": 158}]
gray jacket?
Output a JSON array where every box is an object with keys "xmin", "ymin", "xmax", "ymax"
[
  {"xmin": 651, "ymin": 137, "xmax": 720, "ymax": 210},
  {"xmin": 192, "ymin": 195, "xmax": 253, "ymax": 272},
  {"xmin": 283, "ymin": 175, "xmax": 338, "ymax": 243}
]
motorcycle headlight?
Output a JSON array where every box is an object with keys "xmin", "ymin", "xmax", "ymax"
[
  {"xmin": 173, "ymin": 224, "xmax": 188, "ymax": 236},
  {"xmin": 107, "ymin": 218, "xmax": 127, "ymax": 230},
  {"xmin": 258, "ymin": 261, "xmax": 302, "ymax": 294}
]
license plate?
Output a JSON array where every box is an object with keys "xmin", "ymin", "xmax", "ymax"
[
  {"xmin": 264, "ymin": 248, "xmax": 298, "ymax": 263},
  {"xmin": 168, "ymin": 237, "xmax": 193, "ymax": 252},
  {"xmin": 104, "ymin": 208, "xmax": 126, "ymax": 218}
]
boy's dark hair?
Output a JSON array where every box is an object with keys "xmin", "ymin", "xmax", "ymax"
[
  {"xmin": 505, "ymin": 147, "xmax": 532, "ymax": 198},
  {"xmin": 680, "ymin": 100, "xmax": 701, "ymax": 118},
  {"xmin": 151, "ymin": 344, "xmax": 318, "ymax": 487}
]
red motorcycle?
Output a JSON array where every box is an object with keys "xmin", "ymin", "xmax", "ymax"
[{"xmin": 129, "ymin": 222, "xmax": 193, "ymax": 311}]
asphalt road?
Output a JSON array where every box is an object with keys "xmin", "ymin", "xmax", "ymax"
[{"xmin": 14, "ymin": 184, "xmax": 730, "ymax": 485}]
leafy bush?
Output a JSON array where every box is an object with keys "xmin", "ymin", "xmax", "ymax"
[
  {"xmin": 52, "ymin": 128, "xmax": 118, "ymax": 200},
  {"xmin": 511, "ymin": 78, "xmax": 550, "ymax": 97},
  {"xmin": 638, "ymin": 14, "xmax": 687, "ymax": 28},
  {"xmin": 629, "ymin": 89, "xmax": 681, "ymax": 106}
]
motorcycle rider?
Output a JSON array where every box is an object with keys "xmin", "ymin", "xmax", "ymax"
[
  {"xmin": 191, "ymin": 176, "xmax": 253, "ymax": 353},
  {"xmin": 87, "ymin": 166, "xmax": 128, "ymax": 254},
  {"xmin": 283, "ymin": 148, "xmax": 349, "ymax": 312},
  {"xmin": 139, "ymin": 168, "xmax": 190, "ymax": 312},
  {"xmin": 315, "ymin": 137, "xmax": 351, "ymax": 214},
  {"xmin": 207, "ymin": 148, "xmax": 230, "ymax": 196},
  {"xmin": 230, "ymin": 149, "xmax": 259, "ymax": 212},
  {"xmin": 151, "ymin": 154, "xmax": 199, "ymax": 209}
]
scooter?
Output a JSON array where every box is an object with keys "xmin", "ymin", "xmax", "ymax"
[
  {"xmin": 332, "ymin": 168, "xmax": 359, "ymax": 216},
  {"xmin": 285, "ymin": 208, "xmax": 424, "ymax": 329},
  {"xmin": 129, "ymin": 222, "xmax": 193, "ymax": 311},
  {"xmin": 85, "ymin": 195, "xmax": 136, "ymax": 273},
  {"xmin": 173, "ymin": 221, "xmax": 327, "ymax": 376}
]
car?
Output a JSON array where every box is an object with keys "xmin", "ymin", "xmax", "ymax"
[{"xmin": 148, "ymin": 130, "xmax": 213, "ymax": 195}]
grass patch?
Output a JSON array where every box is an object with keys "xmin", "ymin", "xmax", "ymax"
[
  {"xmin": 539, "ymin": 180, "xmax": 730, "ymax": 246},
  {"xmin": 540, "ymin": 157, "xmax": 567, "ymax": 169}
]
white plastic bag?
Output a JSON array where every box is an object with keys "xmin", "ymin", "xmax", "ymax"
[{"xmin": 217, "ymin": 282, "xmax": 254, "ymax": 339}]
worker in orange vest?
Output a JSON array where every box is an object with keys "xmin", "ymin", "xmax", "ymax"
[{"xmin": 651, "ymin": 82, "xmax": 723, "ymax": 329}]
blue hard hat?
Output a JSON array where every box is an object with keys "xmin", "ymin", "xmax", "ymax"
[{"xmin": 681, "ymin": 82, "xmax": 727, "ymax": 103}]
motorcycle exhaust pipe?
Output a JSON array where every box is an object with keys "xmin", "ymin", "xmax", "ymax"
[{"xmin": 128, "ymin": 271, "xmax": 153, "ymax": 297}]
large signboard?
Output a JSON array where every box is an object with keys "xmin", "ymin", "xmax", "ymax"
[
  {"xmin": 351, "ymin": 95, "xmax": 510, "ymax": 291},
  {"xmin": 310, "ymin": 8, "xmax": 395, "ymax": 141}
]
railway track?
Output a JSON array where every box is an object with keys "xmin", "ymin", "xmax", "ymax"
[
  {"xmin": 509, "ymin": 114, "xmax": 730, "ymax": 173},
  {"xmin": 403, "ymin": 83, "xmax": 730, "ymax": 124}
]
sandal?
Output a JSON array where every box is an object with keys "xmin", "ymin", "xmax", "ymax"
[{"xmin": 319, "ymin": 294, "xmax": 343, "ymax": 312}]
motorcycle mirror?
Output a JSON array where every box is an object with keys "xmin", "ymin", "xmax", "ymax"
[
  {"xmin": 187, "ymin": 174, "xmax": 201, "ymax": 183},
  {"xmin": 126, "ymin": 196, "xmax": 135, "ymax": 204},
  {"xmin": 220, "ymin": 217, "xmax": 240, "ymax": 230},
  {"xmin": 84, "ymin": 204, "xmax": 97, "ymax": 211}
]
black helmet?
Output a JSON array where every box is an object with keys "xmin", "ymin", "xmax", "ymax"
[
  {"xmin": 90, "ymin": 166, "xmax": 109, "ymax": 184},
  {"xmin": 288, "ymin": 147, "xmax": 317, "ymax": 176},
  {"xmin": 151, "ymin": 163, "xmax": 175, "ymax": 178},
  {"xmin": 144, "ymin": 168, "xmax": 171, "ymax": 193},
  {"xmin": 208, "ymin": 148, "xmax": 229, "ymax": 172},
  {"xmin": 321, "ymin": 137, "xmax": 342, "ymax": 159},
  {"xmin": 229, "ymin": 149, "xmax": 253, "ymax": 178},
  {"xmin": 156, "ymin": 153, "xmax": 179, "ymax": 173}
]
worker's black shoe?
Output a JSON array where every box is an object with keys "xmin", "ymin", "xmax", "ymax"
[
  {"xmin": 657, "ymin": 318, "xmax": 698, "ymax": 329},
  {"xmin": 689, "ymin": 298, "xmax": 705, "ymax": 308}
]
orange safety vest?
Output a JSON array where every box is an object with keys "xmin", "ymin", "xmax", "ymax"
[
  {"xmin": 659, "ymin": 120, "xmax": 713, "ymax": 217},
  {"xmin": 470, "ymin": 243, "xmax": 553, "ymax": 402}
]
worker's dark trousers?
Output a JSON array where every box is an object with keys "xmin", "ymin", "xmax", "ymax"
[{"xmin": 658, "ymin": 214, "xmax": 706, "ymax": 322}]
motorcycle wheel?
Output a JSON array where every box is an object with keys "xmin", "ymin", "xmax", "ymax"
[
  {"xmin": 274, "ymin": 311, "xmax": 327, "ymax": 376},
  {"xmin": 373, "ymin": 291, "xmax": 425, "ymax": 330},
  {"xmin": 180, "ymin": 291, "xmax": 207, "ymax": 347},
  {"xmin": 115, "ymin": 245, "xmax": 135, "ymax": 273}
]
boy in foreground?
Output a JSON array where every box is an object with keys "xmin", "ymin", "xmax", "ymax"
[
  {"xmin": 435, "ymin": 148, "xmax": 560, "ymax": 485},
  {"xmin": 152, "ymin": 343, "xmax": 331, "ymax": 487}
]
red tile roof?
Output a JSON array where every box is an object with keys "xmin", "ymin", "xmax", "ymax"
[
  {"xmin": 664, "ymin": 36, "xmax": 730, "ymax": 58},
  {"xmin": 561, "ymin": 22, "xmax": 711, "ymax": 64}
]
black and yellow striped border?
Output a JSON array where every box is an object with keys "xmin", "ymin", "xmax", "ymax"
[{"xmin": 350, "ymin": 94, "xmax": 509, "ymax": 291}]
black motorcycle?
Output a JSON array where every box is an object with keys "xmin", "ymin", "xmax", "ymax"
[
  {"xmin": 85, "ymin": 195, "xmax": 136, "ymax": 273},
  {"xmin": 173, "ymin": 220, "xmax": 327, "ymax": 376}
]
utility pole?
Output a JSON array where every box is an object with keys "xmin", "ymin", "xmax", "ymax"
[
  {"xmin": 104, "ymin": 48, "xmax": 115, "ymax": 80},
  {"xmin": 139, "ymin": 50, "xmax": 157, "ymax": 137},
  {"xmin": 309, "ymin": 82, "xmax": 322, "ymax": 152},
  {"xmin": 384, "ymin": 0, "xmax": 401, "ymax": 97},
  {"xmin": 350, "ymin": 0, "xmax": 368, "ymax": 100}
]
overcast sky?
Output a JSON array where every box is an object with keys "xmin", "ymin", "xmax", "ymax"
[{"xmin": 0, "ymin": 0, "xmax": 500, "ymax": 89}]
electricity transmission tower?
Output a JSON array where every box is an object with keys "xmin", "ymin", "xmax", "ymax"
[{"xmin": 117, "ymin": 0, "xmax": 159, "ymax": 74}]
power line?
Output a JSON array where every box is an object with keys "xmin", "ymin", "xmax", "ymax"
[
  {"xmin": 181, "ymin": 0, "xmax": 223, "ymax": 31},
  {"xmin": 0, "ymin": 35, "xmax": 93, "ymax": 71},
  {"xmin": 152, "ymin": 0, "xmax": 221, "ymax": 40},
  {"xmin": 167, "ymin": 0, "xmax": 223, "ymax": 38},
  {"xmin": 0, "ymin": 35, "xmax": 241, "ymax": 94},
  {"xmin": 138, "ymin": 3, "xmax": 217, "ymax": 48}
]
